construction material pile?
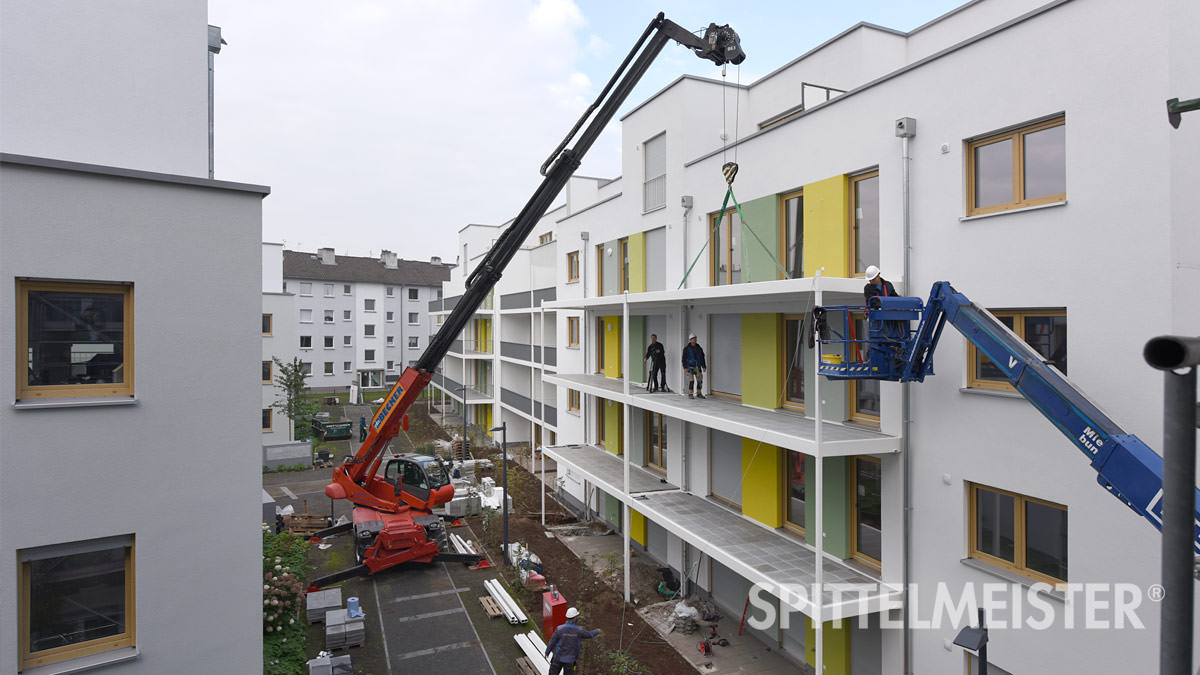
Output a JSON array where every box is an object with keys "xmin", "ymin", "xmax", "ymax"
[
  {"xmin": 306, "ymin": 588, "xmax": 341, "ymax": 623},
  {"xmin": 670, "ymin": 601, "xmax": 701, "ymax": 634},
  {"xmin": 324, "ymin": 608, "xmax": 365, "ymax": 649}
]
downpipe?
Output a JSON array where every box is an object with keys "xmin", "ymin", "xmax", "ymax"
[{"xmin": 897, "ymin": 117, "xmax": 916, "ymax": 675}]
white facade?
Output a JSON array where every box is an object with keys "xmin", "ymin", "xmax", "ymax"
[
  {"xmin": 443, "ymin": 1, "xmax": 1200, "ymax": 673},
  {"xmin": 0, "ymin": 2, "xmax": 267, "ymax": 673},
  {"xmin": 262, "ymin": 243, "xmax": 294, "ymax": 442}
]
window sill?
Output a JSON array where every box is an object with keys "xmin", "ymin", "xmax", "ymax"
[
  {"xmin": 959, "ymin": 200, "xmax": 1067, "ymax": 222},
  {"xmin": 14, "ymin": 396, "xmax": 138, "ymax": 410},
  {"xmin": 960, "ymin": 558, "xmax": 1065, "ymax": 602},
  {"xmin": 642, "ymin": 204, "xmax": 667, "ymax": 215},
  {"xmin": 21, "ymin": 646, "xmax": 139, "ymax": 675},
  {"xmin": 959, "ymin": 386, "xmax": 1025, "ymax": 400}
]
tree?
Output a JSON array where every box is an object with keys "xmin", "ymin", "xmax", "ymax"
[{"xmin": 273, "ymin": 357, "xmax": 319, "ymax": 441}]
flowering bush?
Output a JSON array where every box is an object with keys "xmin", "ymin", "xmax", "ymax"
[{"xmin": 262, "ymin": 525, "xmax": 309, "ymax": 673}]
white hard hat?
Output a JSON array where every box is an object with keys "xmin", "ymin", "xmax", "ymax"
[
  {"xmin": 865, "ymin": 265, "xmax": 881, "ymax": 281},
  {"xmin": 688, "ymin": 333, "xmax": 696, "ymax": 340},
  {"xmin": 565, "ymin": 607, "xmax": 580, "ymax": 619}
]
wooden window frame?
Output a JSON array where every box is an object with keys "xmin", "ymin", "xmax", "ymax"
[
  {"xmin": 262, "ymin": 360, "xmax": 273, "ymax": 384},
  {"xmin": 18, "ymin": 538, "xmax": 136, "ymax": 671},
  {"xmin": 708, "ymin": 207, "xmax": 740, "ymax": 286},
  {"xmin": 777, "ymin": 189, "xmax": 804, "ymax": 280},
  {"xmin": 262, "ymin": 408, "xmax": 273, "ymax": 431},
  {"xmin": 847, "ymin": 314, "xmax": 880, "ymax": 425},
  {"xmin": 966, "ymin": 116, "xmax": 1066, "ymax": 216},
  {"xmin": 783, "ymin": 451, "xmax": 807, "ymax": 536},
  {"xmin": 781, "ymin": 314, "xmax": 806, "ymax": 412},
  {"xmin": 566, "ymin": 317, "xmax": 580, "ymax": 347},
  {"xmin": 595, "ymin": 317, "xmax": 606, "ymax": 373},
  {"xmin": 645, "ymin": 411, "xmax": 666, "ymax": 472},
  {"xmin": 596, "ymin": 245, "xmax": 605, "ymax": 295},
  {"xmin": 618, "ymin": 237, "xmax": 630, "ymax": 293},
  {"xmin": 849, "ymin": 456, "xmax": 883, "ymax": 570},
  {"xmin": 566, "ymin": 251, "xmax": 580, "ymax": 282},
  {"xmin": 968, "ymin": 482, "xmax": 1068, "ymax": 585},
  {"xmin": 16, "ymin": 279, "xmax": 135, "ymax": 400},
  {"xmin": 849, "ymin": 170, "xmax": 879, "ymax": 276},
  {"xmin": 567, "ymin": 389, "xmax": 581, "ymax": 412},
  {"xmin": 967, "ymin": 309, "xmax": 1067, "ymax": 391},
  {"xmin": 538, "ymin": 232, "xmax": 553, "ymax": 245},
  {"xmin": 262, "ymin": 313, "xmax": 273, "ymax": 336}
]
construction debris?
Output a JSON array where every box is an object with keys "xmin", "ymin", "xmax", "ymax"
[{"xmin": 306, "ymin": 652, "xmax": 352, "ymax": 675}]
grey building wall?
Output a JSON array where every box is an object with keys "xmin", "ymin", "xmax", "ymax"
[{"xmin": 0, "ymin": 159, "xmax": 267, "ymax": 673}]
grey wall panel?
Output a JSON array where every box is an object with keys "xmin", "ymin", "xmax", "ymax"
[
  {"xmin": 710, "ymin": 429, "xmax": 741, "ymax": 505},
  {"xmin": 645, "ymin": 226, "xmax": 666, "ymax": 291},
  {"xmin": 710, "ymin": 314, "xmax": 741, "ymax": 396}
]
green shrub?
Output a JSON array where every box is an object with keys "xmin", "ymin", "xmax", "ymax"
[{"xmin": 262, "ymin": 527, "xmax": 310, "ymax": 673}]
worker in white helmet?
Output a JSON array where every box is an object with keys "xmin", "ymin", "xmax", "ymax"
[
  {"xmin": 863, "ymin": 265, "xmax": 897, "ymax": 306},
  {"xmin": 544, "ymin": 606, "xmax": 601, "ymax": 675}
]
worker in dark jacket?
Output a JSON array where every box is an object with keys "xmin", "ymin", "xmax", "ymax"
[
  {"xmin": 682, "ymin": 334, "xmax": 707, "ymax": 399},
  {"xmin": 863, "ymin": 265, "xmax": 907, "ymax": 361},
  {"xmin": 545, "ymin": 607, "xmax": 600, "ymax": 675},
  {"xmin": 644, "ymin": 333, "xmax": 667, "ymax": 392},
  {"xmin": 862, "ymin": 265, "xmax": 897, "ymax": 305}
]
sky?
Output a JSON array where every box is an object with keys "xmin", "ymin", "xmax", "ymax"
[{"xmin": 209, "ymin": 0, "xmax": 967, "ymax": 263}]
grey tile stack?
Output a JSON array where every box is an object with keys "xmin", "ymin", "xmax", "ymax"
[
  {"xmin": 324, "ymin": 608, "xmax": 365, "ymax": 649},
  {"xmin": 306, "ymin": 653, "xmax": 353, "ymax": 675},
  {"xmin": 306, "ymin": 588, "xmax": 342, "ymax": 623}
]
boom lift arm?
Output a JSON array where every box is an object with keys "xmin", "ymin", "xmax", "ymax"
[
  {"xmin": 325, "ymin": 14, "xmax": 745, "ymax": 517},
  {"xmin": 816, "ymin": 281, "xmax": 1200, "ymax": 552}
]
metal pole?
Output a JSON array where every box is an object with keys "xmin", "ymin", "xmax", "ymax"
[
  {"xmin": 502, "ymin": 421, "xmax": 510, "ymax": 566},
  {"xmin": 1144, "ymin": 335, "xmax": 1200, "ymax": 675},
  {"xmin": 978, "ymin": 607, "xmax": 988, "ymax": 675}
]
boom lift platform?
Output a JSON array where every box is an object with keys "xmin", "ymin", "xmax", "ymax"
[
  {"xmin": 307, "ymin": 15, "xmax": 746, "ymax": 590},
  {"xmin": 815, "ymin": 281, "xmax": 1200, "ymax": 552}
]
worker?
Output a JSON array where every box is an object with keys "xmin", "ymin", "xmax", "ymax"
[
  {"xmin": 644, "ymin": 333, "xmax": 667, "ymax": 393},
  {"xmin": 862, "ymin": 265, "xmax": 897, "ymax": 305},
  {"xmin": 682, "ymin": 334, "xmax": 707, "ymax": 399},
  {"xmin": 358, "ymin": 415, "xmax": 367, "ymax": 442},
  {"xmin": 544, "ymin": 607, "xmax": 600, "ymax": 675}
]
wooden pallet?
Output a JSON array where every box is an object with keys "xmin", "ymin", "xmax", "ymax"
[
  {"xmin": 479, "ymin": 596, "xmax": 504, "ymax": 619},
  {"xmin": 515, "ymin": 657, "xmax": 539, "ymax": 675},
  {"xmin": 285, "ymin": 515, "xmax": 329, "ymax": 535}
]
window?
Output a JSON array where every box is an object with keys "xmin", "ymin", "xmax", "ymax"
[
  {"xmin": 782, "ymin": 315, "xmax": 806, "ymax": 409},
  {"xmin": 567, "ymin": 317, "xmax": 580, "ymax": 347},
  {"xmin": 262, "ymin": 360, "xmax": 272, "ymax": 383},
  {"xmin": 567, "ymin": 251, "xmax": 580, "ymax": 282},
  {"xmin": 596, "ymin": 244, "xmax": 605, "ymax": 294},
  {"xmin": 17, "ymin": 280, "xmax": 134, "ymax": 400},
  {"xmin": 386, "ymin": 311, "xmax": 394, "ymax": 322},
  {"xmin": 262, "ymin": 313, "xmax": 273, "ymax": 335},
  {"xmin": 323, "ymin": 361, "xmax": 334, "ymax": 375},
  {"xmin": 709, "ymin": 207, "xmax": 742, "ymax": 285},
  {"xmin": 595, "ymin": 317, "xmax": 606, "ymax": 373},
  {"xmin": 408, "ymin": 288, "xmax": 419, "ymax": 300},
  {"xmin": 386, "ymin": 336, "xmax": 394, "ymax": 346},
  {"xmin": 364, "ymin": 324, "xmax": 375, "ymax": 337},
  {"xmin": 643, "ymin": 132, "xmax": 666, "ymax": 211},
  {"xmin": 386, "ymin": 286, "xmax": 394, "ymax": 297},
  {"xmin": 785, "ymin": 452, "xmax": 807, "ymax": 534},
  {"xmin": 851, "ymin": 456, "xmax": 882, "ymax": 568},
  {"xmin": 343, "ymin": 361, "xmax": 352, "ymax": 372},
  {"xmin": 299, "ymin": 309, "xmax": 312, "ymax": 323},
  {"xmin": 343, "ymin": 309, "xmax": 351, "ymax": 321},
  {"xmin": 300, "ymin": 335, "xmax": 312, "ymax": 349},
  {"xmin": 262, "ymin": 408, "xmax": 273, "ymax": 430},
  {"xmin": 300, "ymin": 361, "xmax": 312, "ymax": 375},
  {"xmin": 386, "ymin": 360, "xmax": 394, "ymax": 370},
  {"xmin": 538, "ymin": 232, "xmax": 553, "ymax": 245},
  {"xmin": 969, "ymin": 483, "xmax": 1067, "ymax": 584},
  {"xmin": 299, "ymin": 282, "xmax": 312, "ymax": 296},
  {"xmin": 408, "ymin": 312, "xmax": 419, "ymax": 324},
  {"xmin": 364, "ymin": 350, "xmax": 375, "ymax": 362},
  {"xmin": 850, "ymin": 170, "xmax": 879, "ymax": 275},
  {"xmin": 323, "ymin": 336, "xmax": 334, "ymax": 349},
  {"xmin": 364, "ymin": 298, "xmax": 375, "ymax": 311},
  {"xmin": 646, "ymin": 411, "xmax": 666, "ymax": 471},
  {"xmin": 619, "ymin": 237, "xmax": 630, "ymax": 293},
  {"xmin": 967, "ymin": 116, "xmax": 1065, "ymax": 216},
  {"xmin": 324, "ymin": 309, "xmax": 334, "ymax": 323},
  {"xmin": 408, "ymin": 336, "xmax": 419, "ymax": 349},
  {"xmin": 18, "ymin": 536, "xmax": 135, "ymax": 670},
  {"xmin": 567, "ymin": 389, "xmax": 581, "ymax": 412},
  {"xmin": 343, "ymin": 335, "xmax": 351, "ymax": 347},
  {"xmin": 848, "ymin": 315, "xmax": 879, "ymax": 424},
  {"xmin": 779, "ymin": 189, "xmax": 803, "ymax": 279},
  {"xmin": 323, "ymin": 283, "xmax": 334, "ymax": 297},
  {"xmin": 968, "ymin": 310, "xmax": 1067, "ymax": 390}
]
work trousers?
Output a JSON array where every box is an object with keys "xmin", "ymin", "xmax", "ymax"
[
  {"xmin": 686, "ymin": 366, "xmax": 704, "ymax": 394},
  {"xmin": 648, "ymin": 361, "xmax": 666, "ymax": 391},
  {"xmin": 548, "ymin": 660, "xmax": 577, "ymax": 675}
]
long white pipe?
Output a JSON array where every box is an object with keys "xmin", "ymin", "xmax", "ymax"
[
  {"xmin": 514, "ymin": 633, "xmax": 551, "ymax": 675},
  {"xmin": 813, "ymin": 270, "xmax": 824, "ymax": 674},
  {"xmin": 526, "ymin": 630, "xmax": 549, "ymax": 654},
  {"xmin": 484, "ymin": 579, "xmax": 519, "ymax": 624},
  {"xmin": 486, "ymin": 578, "xmax": 528, "ymax": 624}
]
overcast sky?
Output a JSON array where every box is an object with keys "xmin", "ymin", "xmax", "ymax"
[{"xmin": 209, "ymin": 0, "xmax": 965, "ymax": 263}]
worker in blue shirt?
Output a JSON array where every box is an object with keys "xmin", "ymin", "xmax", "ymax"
[
  {"xmin": 682, "ymin": 334, "xmax": 707, "ymax": 399},
  {"xmin": 545, "ymin": 607, "xmax": 600, "ymax": 675},
  {"xmin": 358, "ymin": 415, "xmax": 367, "ymax": 442}
]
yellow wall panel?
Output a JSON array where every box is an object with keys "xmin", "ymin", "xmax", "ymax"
[
  {"xmin": 629, "ymin": 508, "xmax": 647, "ymax": 546},
  {"xmin": 629, "ymin": 232, "xmax": 646, "ymax": 293},
  {"xmin": 603, "ymin": 315, "xmax": 622, "ymax": 378},
  {"xmin": 803, "ymin": 174, "xmax": 849, "ymax": 278},
  {"xmin": 741, "ymin": 439, "xmax": 784, "ymax": 528},
  {"xmin": 804, "ymin": 617, "xmax": 851, "ymax": 674}
]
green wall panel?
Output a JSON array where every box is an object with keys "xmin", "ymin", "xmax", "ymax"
[
  {"xmin": 629, "ymin": 316, "xmax": 646, "ymax": 383},
  {"xmin": 738, "ymin": 194, "xmax": 783, "ymax": 284},
  {"xmin": 742, "ymin": 313, "xmax": 782, "ymax": 409}
]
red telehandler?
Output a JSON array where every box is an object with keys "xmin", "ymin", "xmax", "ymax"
[{"xmin": 307, "ymin": 14, "xmax": 746, "ymax": 590}]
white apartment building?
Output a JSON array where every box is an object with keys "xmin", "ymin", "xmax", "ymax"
[
  {"xmin": 440, "ymin": 0, "xmax": 1200, "ymax": 673},
  {"xmin": 262, "ymin": 243, "xmax": 295, "ymax": 441},
  {"xmin": 281, "ymin": 248, "xmax": 451, "ymax": 394},
  {"xmin": 0, "ymin": 1, "xmax": 267, "ymax": 673}
]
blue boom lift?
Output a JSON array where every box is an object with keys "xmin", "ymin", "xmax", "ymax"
[{"xmin": 815, "ymin": 281, "xmax": 1200, "ymax": 552}]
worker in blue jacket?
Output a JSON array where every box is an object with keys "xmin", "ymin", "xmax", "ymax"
[
  {"xmin": 545, "ymin": 607, "xmax": 600, "ymax": 675},
  {"xmin": 682, "ymin": 333, "xmax": 707, "ymax": 399}
]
